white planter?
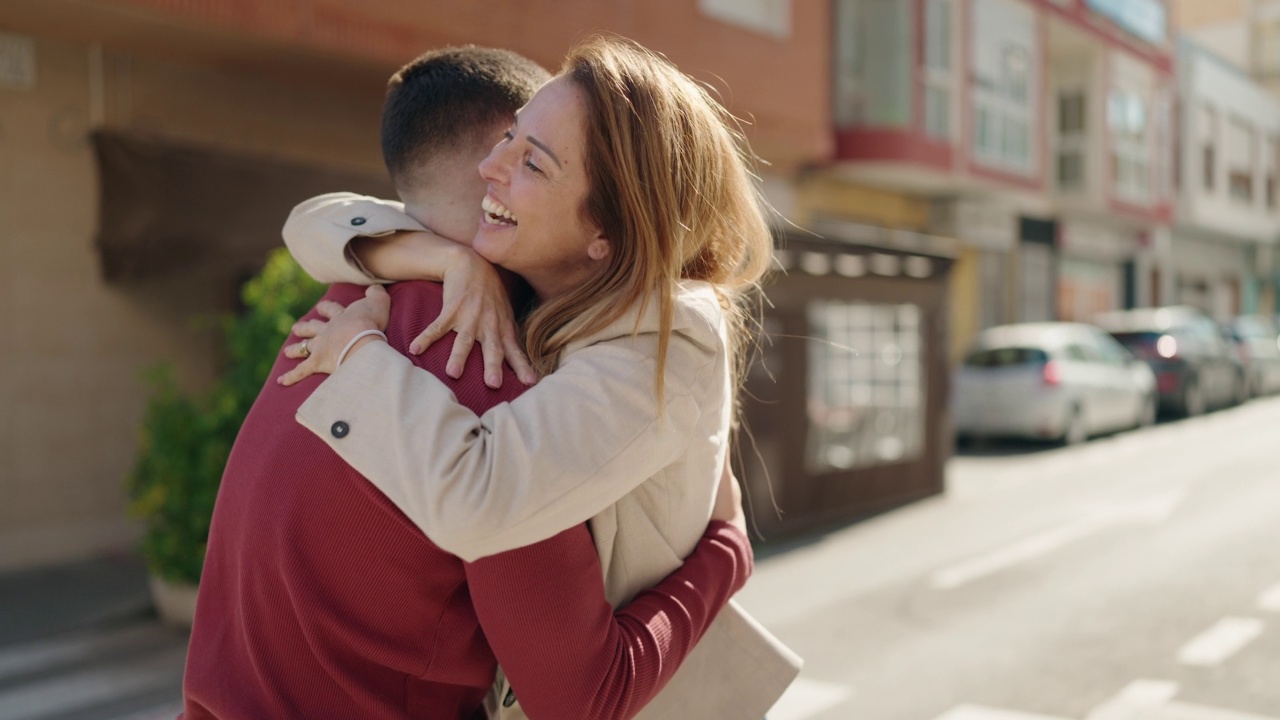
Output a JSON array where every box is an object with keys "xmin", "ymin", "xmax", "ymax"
[{"xmin": 149, "ymin": 575, "xmax": 199, "ymax": 629}]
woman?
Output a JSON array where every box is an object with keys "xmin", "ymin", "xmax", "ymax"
[{"xmin": 282, "ymin": 36, "xmax": 799, "ymax": 718}]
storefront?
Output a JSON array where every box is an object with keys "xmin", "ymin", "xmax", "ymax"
[
  {"xmin": 1056, "ymin": 220, "xmax": 1141, "ymax": 322},
  {"xmin": 738, "ymin": 221, "xmax": 957, "ymax": 538},
  {"xmin": 1170, "ymin": 231, "xmax": 1252, "ymax": 319}
]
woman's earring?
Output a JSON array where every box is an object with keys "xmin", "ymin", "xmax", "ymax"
[{"xmin": 588, "ymin": 239, "xmax": 610, "ymax": 261}]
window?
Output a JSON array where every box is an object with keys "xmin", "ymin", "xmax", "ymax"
[
  {"xmin": 805, "ymin": 301, "xmax": 925, "ymax": 472},
  {"xmin": 923, "ymin": 0, "xmax": 954, "ymax": 139},
  {"xmin": 699, "ymin": 0, "xmax": 791, "ymax": 38},
  {"xmin": 1226, "ymin": 117, "xmax": 1255, "ymax": 203},
  {"xmin": 834, "ymin": 0, "xmax": 913, "ymax": 128},
  {"xmin": 1268, "ymin": 136, "xmax": 1279, "ymax": 209},
  {"xmin": 1254, "ymin": 18, "xmax": 1280, "ymax": 76},
  {"xmin": 971, "ymin": 0, "xmax": 1037, "ymax": 174},
  {"xmin": 1057, "ymin": 91, "xmax": 1086, "ymax": 190},
  {"xmin": 1202, "ymin": 105, "xmax": 1217, "ymax": 192},
  {"xmin": 1109, "ymin": 90, "xmax": 1149, "ymax": 202},
  {"xmin": 1154, "ymin": 93, "xmax": 1173, "ymax": 200}
]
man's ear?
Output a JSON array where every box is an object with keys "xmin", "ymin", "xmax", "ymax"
[{"xmin": 587, "ymin": 236, "xmax": 611, "ymax": 261}]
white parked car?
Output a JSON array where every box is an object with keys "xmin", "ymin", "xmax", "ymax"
[{"xmin": 953, "ymin": 323, "xmax": 1158, "ymax": 445}]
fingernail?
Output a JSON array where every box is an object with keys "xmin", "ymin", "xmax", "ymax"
[
  {"xmin": 409, "ymin": 343, "xmax": 421, "ymax": 355},
  {"xmin": 487, "ymin": 373, "xmax": 499, "ymax": 388}
]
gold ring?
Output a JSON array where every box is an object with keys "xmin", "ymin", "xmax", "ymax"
[{"xmin": 300, "ymin": 338, "xmax": 311, "ymax": 358}]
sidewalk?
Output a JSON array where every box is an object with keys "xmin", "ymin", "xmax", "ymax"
[{"xmin": 0, "ymin": 555, "xmax": 187, "ymax": 720}]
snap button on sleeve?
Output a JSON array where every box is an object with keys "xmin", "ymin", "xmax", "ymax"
[
  {"xmin": 351, "ymin": 216, "xmax": 367, "ymax": 226},
  {"xmin": 331, "ymin": 421, "xmax": 350, "ymax": 438}
]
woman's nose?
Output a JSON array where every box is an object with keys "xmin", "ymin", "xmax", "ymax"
[{"xmin": 478, "ymin": 146, "xmax": 507, "ymax": 183}]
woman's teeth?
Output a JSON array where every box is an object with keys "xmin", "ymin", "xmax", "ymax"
[{"xmin": 482, "ymin": 196, "xmax": 518, "ymax": 226}]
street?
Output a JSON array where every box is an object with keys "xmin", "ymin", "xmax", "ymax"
[
  {"xmin": 3, "ymin": 397, "xmax": 1280, "ymax": 719},
  {"xmin": 743, "ymin": 395, "xmax": 1280, "ymax": 720}
]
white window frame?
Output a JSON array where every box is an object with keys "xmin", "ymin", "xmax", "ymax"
[
  {"xmin": 1056, "ymin": 87, "xmax": 1087, "ymax": 191},
  {"xmin": 1201, "ymin": 104, "xmax": 1218, "ymax": 193},
  {"xmin": 1225, "ymin": 116, "xmax": 1256, "ymax": 205},
  {"xmin": 970, "ymin": 0, "xmax": 1037, "ymax": 174},
  {"xmin": 1109, "ymin": 89, "xmax": 1149, "ymax": 203},
  {"xmin": 923, "ymin": 0, "xmax": 955, "ymax": 140}
]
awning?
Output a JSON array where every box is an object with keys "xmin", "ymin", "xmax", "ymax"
[{"xmin": 92, "ymin": 130, "xmax": 395, "ymax": 281}]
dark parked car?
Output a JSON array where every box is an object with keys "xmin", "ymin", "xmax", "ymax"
[
  {"xmin": 1094, "ymin": 306, "xmax": 1246, "ymax": 416},
  {"xmin": 1228, "ymin": 315, "xmax": 1280, "ymax": 397}
]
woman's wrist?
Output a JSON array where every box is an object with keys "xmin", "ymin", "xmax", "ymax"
[{"xmin": 337, "ymin": 328, "xmax": 389, "ymax": 368}]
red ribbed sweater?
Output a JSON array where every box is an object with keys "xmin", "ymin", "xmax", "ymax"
[{"xmin": 180, "ymin": 281, "xmax": 751, "ymax": 720}]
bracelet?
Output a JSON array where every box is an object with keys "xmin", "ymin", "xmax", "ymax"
[{"xmin": 336, "ymin": 329, "xmax": 388, "ymax": 369}]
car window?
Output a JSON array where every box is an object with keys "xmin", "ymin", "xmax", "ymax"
[
  {"xmin": 1091, "ymin": 333, "xmax": 1130, "ymax": 365},
  {"xmin": 963, "ymin": 347, "xmax": 1048, "ymax": 368},
  {"xmin": 1064, "ymin": 344, "xmax": 1094, "ymax": 362}
]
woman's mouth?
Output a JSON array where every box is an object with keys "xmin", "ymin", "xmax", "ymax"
[{"xmin": 482, "ymin": 196, "xmax": 518, "ymax": 227}]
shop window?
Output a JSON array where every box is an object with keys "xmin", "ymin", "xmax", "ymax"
[
  {"xmin": 805, "ymin": 301, "xmax": 925, "ymax": 473},
  {"xmin": 1226, "ymin": 116, "xmax": 1255, "ymax": 203},
  {"xmin": 834, "ymin": 0, "xmax": 913, "ymax": 128}
]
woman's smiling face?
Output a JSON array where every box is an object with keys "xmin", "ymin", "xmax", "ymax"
[{"xmin": 473, "ymin": 75, "xmax": 610, "ymax": 301}]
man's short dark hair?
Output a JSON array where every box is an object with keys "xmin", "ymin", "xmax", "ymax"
[{"xmin": 381, "ymin": 46, "xmax": 550, "ymax": 185}]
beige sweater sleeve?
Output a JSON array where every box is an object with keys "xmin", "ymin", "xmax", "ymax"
[
  {"xmin": 281, "ymin": 192, "xmax": 425, "ymax": 284},
  {"xmin": 295, "ymin": 336, "xmax": 713, "ymax": 561}
]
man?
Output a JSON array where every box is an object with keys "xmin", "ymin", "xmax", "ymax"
[{"xmin": 181, "ymin": 47, "xmax": 753, "ymax": 719}]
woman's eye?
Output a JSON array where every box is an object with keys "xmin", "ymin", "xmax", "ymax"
[
  {"xmin": 524, "ymin": 158, "xmax": 544, "ymax": 175},
  {"xmin": 502, "ymin": 129, "xmax": 515, "ymax": 142}
]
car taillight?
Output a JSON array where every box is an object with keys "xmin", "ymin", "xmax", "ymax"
[{"xmin": 1043, "ymin": 360, "xmax": 1061, "ymax": 386}]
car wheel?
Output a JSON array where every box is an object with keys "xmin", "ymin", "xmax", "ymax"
[
  {"xmin": 1235, "ymin": 373, "xmax": 1250, "ymax": 405},
  {"xmin": 1182, "ymin": 380, "xmax": 1205, "ymax": 417},
  {"xmin": 1061, "ymin": 406, "xmax": 1087, "ymax": 446},
  {"xmin": 1137, "ymin": 394, "xmax": 1157, "ymax": 429}
]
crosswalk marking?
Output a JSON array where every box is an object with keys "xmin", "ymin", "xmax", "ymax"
[
  {"xmin": 1257, "ymin": 582, "xmax": 1280, "ymax": 612},
  {"xmin": 930, "ymin": 491, "xmax": 1182, "ymax": 590},
  {"xmin": 1148, "ymin": 701, "xmax": 1280, "ymax": 720},
  {"xmin": 932, "ymin": 704, "xmax": 1069, "ymax": 720},
  {"xmin": 1084, "ymin": 679, "xmax": 1179, "ymax": 720},
  {"xmin": 766, "ymin": 677, "xmax": 854, "ymax": 720},
  {"xmin": 934, "ymin": 696, "xmax": 1280, "ymax": 720},
  {"xmin": 1177, "ymin": 617, "xmax": 1265, "ymax": 667}
]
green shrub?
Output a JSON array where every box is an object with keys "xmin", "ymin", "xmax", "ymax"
[{"xmin": 129, "ymin": 249, "xmax": 326, "ymax": 584}]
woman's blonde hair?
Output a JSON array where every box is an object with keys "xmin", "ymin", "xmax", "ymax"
[{"xmin": 522, "ymin": 35, "xmax": 773, "ymax": 406}]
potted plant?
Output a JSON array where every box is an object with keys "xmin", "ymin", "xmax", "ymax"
[{"xmin": 129, "ymin": 248, "xmax": 325, "ymax": 627}]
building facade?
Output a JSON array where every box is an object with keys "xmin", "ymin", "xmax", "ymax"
[
  {"xmin": 0, "ymin": 0, "xmax": 831, "ymax": 570},
  {"xmin": 830, "ymin": 0, "xmax": 1175, "ymax": 356},
  {"xmin": 1171, "ymin": 40, "xmax": 1280, "ymax": 318}
]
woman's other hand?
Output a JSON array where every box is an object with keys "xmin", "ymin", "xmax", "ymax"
[
  {"xmin": 710, "ymin": 454, "xmax": 746, "ymax": 535},
  {"xmin": 279, "ymin": 285, "xmax": 391, "ymax": 386},
  {"xmin": 411, "ymin": 244, "xmax": 537, "ymax": 389}
]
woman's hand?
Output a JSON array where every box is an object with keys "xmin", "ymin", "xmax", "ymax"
[
  {"xmin": 278, "ymin": 285, "xmax": 391, "ymax": 386},
  {"xmin": 711, "ymin": 454, "xmax": 747, "ymax": 535},
  {"xmin": 415, "ymin": 245, "xmax": 537, "ymax": 389},
  {"xmin": 352, "ymin": 231, "xmax": 536, "ymax": 389}
]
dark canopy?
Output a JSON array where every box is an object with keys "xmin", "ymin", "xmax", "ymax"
[{"xmin": 93, "ymin": 130, "xmax": 395, "ymax": 282}]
